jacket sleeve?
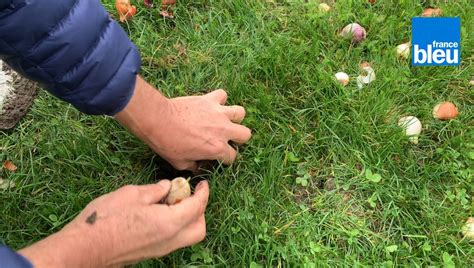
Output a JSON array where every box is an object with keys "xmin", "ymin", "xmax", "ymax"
[
  {"xmin": 0, "ymin": 0, "xmax": 141, "ymax": 115},
  {"xmin": 0, "ymin": 245, "xmax": 33, "ymax": 268}
]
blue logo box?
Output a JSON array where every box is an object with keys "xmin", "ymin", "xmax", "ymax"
[{"xmin": 412, "ymin": 17, "xmax": 461, "ymax": 66}]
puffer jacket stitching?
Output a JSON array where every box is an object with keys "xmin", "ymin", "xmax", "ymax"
[
  {"xmin": 59, "ymin": 20, "xmax": 112, "ymax": 94},
  {"xmin": 0, "ymin": 0, "xmax": 13, "ymax": 12},
  {"xmin": 29, "ymin": 0, "xmax": 80, "ymax": 53},
  {"xmin": 1, "ymin": 0, "xmax": 139, "ymax": 115},
  {"xmin": 0, "ymin": 0, "xmax": 82, "ymax": 84},
  {"xmin": 4, "ymin": 0, "xmax": 119, "ymax": 102},
  {"xmin": 1, "ymin": 35, "xmax": 56, "ymax": 83},
  {"xmin": 83, "ymin": 47, "xmax": 134, "ymax": 109},
  {"xmin": 0, "ymin": 0, "xmax": 22, "ymax": 19}
]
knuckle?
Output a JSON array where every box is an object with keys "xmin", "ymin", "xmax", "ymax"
[
  {"xmin": 231, "ymin": 152, "xmax": 238, "ymax": 162},
  {"xmin": 207, "ymin": 143, "xmax": 224, "ymax": 156},
  {"xmin": 228, "ymin": 150, "xmax": 237, "ymax": 162},
  {"xmin": 173, "ymin": 162, "xmax": 189, "ymax": 171},
  {"xmin": 119, "ymin": 185, "xmax": 135, "ymax": 193}
]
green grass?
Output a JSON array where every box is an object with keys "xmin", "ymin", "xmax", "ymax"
[{"xmin": 1, "ymin": 0, "xmax": 473, "ymax": 266}]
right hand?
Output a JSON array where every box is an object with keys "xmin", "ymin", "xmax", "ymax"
[
  {"xmin": 155, "ymin": 89, "xmax": 251, "ymax": 170},
  {"xmin": 115, "ymin": 76, "xmax": 252, "ymax": 172},
  {"xmin": 19, "ymin": 180, "xmax": 210, "ymax": 267}
]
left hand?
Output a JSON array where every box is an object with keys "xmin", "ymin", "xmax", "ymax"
[{"xmin": 19, "ymin": 180, "xmax": 210, "ymax": 267}]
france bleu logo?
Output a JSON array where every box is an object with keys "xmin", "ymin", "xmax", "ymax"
[{"xmin": 412, "ymin": 17, "xmax": 461, "ymax": 66}]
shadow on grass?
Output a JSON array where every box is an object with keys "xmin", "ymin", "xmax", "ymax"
[{"xmin": 151, "ymin": 156, "xmax": 219, "ymax": 188}]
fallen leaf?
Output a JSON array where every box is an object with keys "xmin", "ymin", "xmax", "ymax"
[
  {"xmin": 3, "ymin": 160, "xmax": 17, "ymax": 172},
  {"xmin": 173, "ymin": 43, "xmax": 187, "ymax": 57},
  {"xmin": 115, "ymin": 0, "xmax": 137, "ymax": 22},
  {"xmin": 288, "ymin": 124, "xmax": 297, "ymax": 133},
  {"xmin": 160, "ymin": 0, "xmax": 176, "ymax": 18},
  {"xmin": 144, "ymin": 0, "xmax": 153, "ymax": 8},
  {"xmin": 0, "ymin": 178, "xmax": 15, "ymax": 189},
  {"xmin": 162, "ymin": 0, "xmax": 176, "ymax": 5},
  {"xmin": 160, "ymin": 10, "xmax": 174, "ymax": 18}
]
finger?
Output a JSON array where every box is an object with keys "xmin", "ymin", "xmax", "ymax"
[
  {"xmin": 137, "ymin": 180, "xmax": 172, "ymax": 205},
  {"xmin": 204, "ymin": 89, "xmax": 227, "ymax": 105},
  {"xmin": 172, "ymin": 160, "xmax": 199, "ymax": 172},
  {"xmin": 221, "ymin": 105, "xmax": 246, "ymax": 123},
  {"xmin": 216, "ymin": 144, "xmax": 237, "ymax": 165},
  {"xmin": 168, "ymin": 180, "xmax": 209, "ymax": 228},
  {"xmin": 226, "ymin": 124, "xmax": 252, "ymax": 145},
  {"xmin": 170, "ymin": 216, "xmax": 206, "ymax": 249}
]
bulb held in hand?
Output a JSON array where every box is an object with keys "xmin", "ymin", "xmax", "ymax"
[{"xmin": 165, "ymin": 177, "xmax": 191, "ymax": 205}]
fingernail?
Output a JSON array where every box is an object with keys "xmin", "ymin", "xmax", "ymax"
[{"xmin": 196, "ymin": 180, "xmax": 208, "ymax": 189}]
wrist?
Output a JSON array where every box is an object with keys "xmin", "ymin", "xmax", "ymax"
[
  {"xmin": 18, "ymin": 224, "xmax": 106, "ymax": 268},
  {"xmin": 114, "ymin": 76, "xmax": 172, "ymax": 143}
]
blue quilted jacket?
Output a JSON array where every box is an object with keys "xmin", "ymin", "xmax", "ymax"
[
  {"xmin": 1, "ymin": 0, "xmax": 141, "ymax": 266},
  {"xmin": 0, "ymin": 0, "xmax": 141, "ymax": 115}
]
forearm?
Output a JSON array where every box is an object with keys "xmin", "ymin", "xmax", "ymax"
[{"xmin": 18, "ymin": 225, "xmax": 105, "ymax": 268}]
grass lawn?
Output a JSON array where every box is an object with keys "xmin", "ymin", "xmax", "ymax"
[{"xmin": 1, "ymin": 0, "xmax": 473, "ymax": 266}]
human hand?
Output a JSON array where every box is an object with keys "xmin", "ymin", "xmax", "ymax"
[
  {"xmin": 19, "ymin": 180, "xmax": 209, "ymax": 267},
  {"xmin": 115, "ymin": 76, "xmax": 252, "ymax": 171}
]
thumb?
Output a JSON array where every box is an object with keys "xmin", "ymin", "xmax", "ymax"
[{"xmin": 138, "ymin": 180, "xmax": 171, "ymax": 205}]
